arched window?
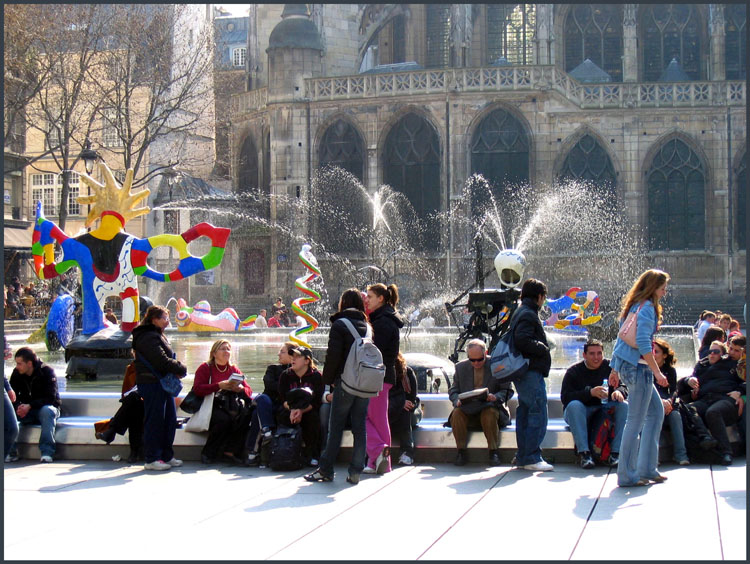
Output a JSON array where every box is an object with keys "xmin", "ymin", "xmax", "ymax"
[
  {"xmin": 319, "ymin": 119, "xmax": 364, "ymax": 181},
  {"xmin": 470, "ymin": 108, "xmax": 530, "ymax": 215},
  {"xmin": 647, "ymin": 138, "xmax": 705, "ymax": 250},
  {"xmin": 238, "ymin": 134, "xmax": 269, "ymax": 218},
  {"xmin": 383, "ymin": 113, "xmax": 441, "ymax": 250},
  {"xmin": 641, "ymin": 4, "xmax": 703, "ymax": 81},
  {"xmin": 317, "ymin": 120, "xmax": 368, "ymax": 254},
  {"xmin": 725, "ymin": 5, "xmax": 746, "ymax": 80},
  {"xmin": 737, "ymin": 152, "xmax": 746, "ymax": 250},
  {"xmin": 486, "ymin": 4, "xmax": 536, "ymax": 65},
  {"xmin": 392, "ymin": 14, "xmax": 406, "ymax": 64},
  {"xmin": 426, "ymin": 5, "xmax": 450, "ymax": 68},
  {"xmin": 559, "ymin": 134, "xmax": 616, "ymax": 198},
  {"xmin": 564, "ymin": 5, "xmax": 623, "ymax": 82}
]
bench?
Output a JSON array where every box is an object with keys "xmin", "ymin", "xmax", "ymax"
[{"xmin": 12, "ymin": 392, "xmax": 741, "ymax": 464}]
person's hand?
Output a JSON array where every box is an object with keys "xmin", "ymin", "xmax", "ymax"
[
  {"xmin": 487, "ymin": 394, "xmax": 496, "ymax": 403},
  {"xmin": 456, "ymin": 399, "xmax": 462, "ymax": 408},
  {"xmin": 325, "ymin": 392, "xmax": 333, "ymax": 403},
  {"xmin": 591, "ymin": 386, "xmax": 608, "ymax": 400},
  {"xmin": 16, "ymin": 403, "xmax": 30, "ymax": 419},
  {"xmin": 654, "ymin": 372, "xmax": 668, "ymax": 388},
  {"xmin": 290, "ymin": 409, "xmax": 302, "ymax": 424},
  {"xmin": 404, "ymin": 400, "xmax": 415, "ymax": 411},
  {"xmin": 218, "ymin": 380, "xmax": 235, "ymax": 391},
  {"xmin": 609, "ymin": 370, "xmax": 620, "ymax": 388},
  {"xmin": 612, "ymin": 390, "xmax": 625, "ymax": 403},
  {"xmin": 727, "ymin": 391, "xmax": 744, "ymax": 416},
  {"xmin": 662, "ymin": 399, "xmax": 672, "ymax": 415},
  {"xmin": 8, "ymin": 389, "xmax": 16, "ymax": 403},
  {"xmin": 688, "ymin": 376, "xmax": 699, "ymax": 390}
]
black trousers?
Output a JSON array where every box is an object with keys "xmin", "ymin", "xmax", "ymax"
[
  {"xmin": 692, "ymin": 396, "xmax": 739, "ymax": 455},
  {"xmin": 388, "ymin": 406, "xmax": 415, "ymax": 456},
  {"xmin": 202, "ymin": 398, "xmax": 253, "ymax": 459},
  {"xmin": 109, "ymin": 393, "xmax": 144, "ymax": 452},
  {"xmin": 280, "ymin": 409, "xmax": 320, "ymax": 460}
]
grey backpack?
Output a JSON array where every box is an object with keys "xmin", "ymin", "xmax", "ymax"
[{"xmin": 339, "ymin": 318, "xmax": 386, "ymax": 398}]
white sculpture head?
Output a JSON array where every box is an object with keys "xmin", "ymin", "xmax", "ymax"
[{"xmin": 494, "ymin": 249, "xmax": 526, "ymax": 288}]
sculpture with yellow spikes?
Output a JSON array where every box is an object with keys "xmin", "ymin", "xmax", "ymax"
[{"xmin": 33, "ymin": 161, "xmax": 231, "ymax": 334}]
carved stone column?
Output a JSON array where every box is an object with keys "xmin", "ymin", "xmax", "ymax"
[
  {"xmin": 535, "ymin": 4, "xmax": 553, "ymax": 65},
  {"xmin": 450, "ymin": 4, "xmax": 472, "ymax": 67},
  {"xmin": 710, "ymin": 4, "xmax": 726, "ymax": 81},
  {"xmin": 622, "ymin": 4, "xmax": 638, "ymax": 82}
]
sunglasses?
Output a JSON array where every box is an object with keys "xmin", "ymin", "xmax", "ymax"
[
  {"xmin": 468, "ymin": 357, "xmax": 485, "ymax": 363},
  {"xmin": 708, "ymin": 349, "xmax": 723, "ymax": 355}
]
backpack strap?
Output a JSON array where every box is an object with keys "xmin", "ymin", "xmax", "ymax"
[{"xmin": 340, "ymin": 317, "xmax": 369, "ymax": 341}]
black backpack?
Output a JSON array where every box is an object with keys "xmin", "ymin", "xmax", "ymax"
[
  {"xmin": 677, "ymin": 400, "xmax": 724, "ymax": 464},
  {"xmin": 269, "ymin": 425, "xmax": 305, "ymax": 471}
]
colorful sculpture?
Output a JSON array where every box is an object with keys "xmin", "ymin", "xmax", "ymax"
[
  {"xmin": 544, "ymin": 287, "xmax": 602, "ymax": 331},
  {"xmin": 32, "ymin": 163, "xmax": 230, "ymax": 334},
  {"xmin": 174, "ymin": 299, "xmax": 256, "ymax": 332},
  {"xmin": 289, "ymin": 244, "xmax": 322, "ymax": 348}
]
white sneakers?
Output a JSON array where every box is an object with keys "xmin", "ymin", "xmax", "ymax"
[
  {"xmin": 398, "ymin": 452, "xmax": 414, "ymax": 465},
  {"xmin": 144, "ymin": 460, "xmax": 171, "ymax": 471},
  {"xmin": 522, "ymin": 460, "xmax": 554, "ymax": 472},
  {"xmin": 166, "ymin": 458, "xmax": 183, "ymax": 467},
  {"xmin": 5, "ymin": 454, "xmax": 19, "ymax": 463},
  {"xmin": 40, "ymin": 455, "xmax": 53, "ymax": 463}
]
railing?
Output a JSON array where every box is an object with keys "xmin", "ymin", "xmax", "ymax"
[{"xmin": 232, "ymin": 65, "xmax": 745, "ymax": 111}]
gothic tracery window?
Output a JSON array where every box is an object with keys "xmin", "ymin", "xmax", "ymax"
[
  {"xmin": 564, "ymin": 5, "xmax": 623, "ymax": 82},
  {"xmin": 238, "ymin": 134, "xmax": 269, "ymax": 218},
  {"xmin": 486, "ymin": 4, "xmax": 536, "ymax": 65},
  {"xmin": 319, "ymin": 119, "xmax": 364, "ymax": 181},
  {"xmin": 383, "ymin": 113, "xmax": 441, "ymax": 250},
  {"xmin": 426, "ymin": 4, "xmax": 451, "ymax": 68},
  {"xmin": 725, "ymin": 4, "xmax": 746, "ymax": 80},
  {"xmin": 647, "ymin": 138, "xmax": 706, "ymax": 250},
  {"xmin": 640, "ymin": 4, "xmax": 703, "ymax": 81},
  {"xmin": 559, "ymin": 134, "xmax": 617, "ymax": 198}
]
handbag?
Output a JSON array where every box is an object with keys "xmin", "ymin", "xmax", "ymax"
[
  {"xmin": 179, "ymin": 390, "xmax": 203, "ymax": 414},
  {"xmin": 185, "ymin": 391, "xmax": 215, "ymax": 432},
  {"xmin": 618, "ymin": 302, "xmax": 645, "ymax": 348},
  {"xmin": 136, "ymin": 352, "xmax": 183, "ymax": 397}
]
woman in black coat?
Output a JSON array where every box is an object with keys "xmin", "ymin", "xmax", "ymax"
[
  {"xmin": 131, "ymin": 305, "xmax": 187, "ymax": 471},
  {"xmin": 305, "ymin": 288, "xmax": 370, "ymax": 484}
]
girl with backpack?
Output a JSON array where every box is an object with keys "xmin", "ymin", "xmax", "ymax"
[
  {"xmin": 363, "ymin": 283, "xmax": 404, "ymax": 475},
  {"xmin": 305, "ymin": 289, "xmax": 370, "ymax": 484}
]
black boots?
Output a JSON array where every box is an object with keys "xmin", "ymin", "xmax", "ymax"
[{"xmin": 454, "ymin": 449, "xmax": 467, "ymax": 466}]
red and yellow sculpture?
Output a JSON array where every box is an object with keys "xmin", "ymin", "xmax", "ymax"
[
  {"xmin": 289, "ymin": 244, "xmax": 322, "ymax": 348},
  {"xmin": 32, "ymin": 162, "xmax": 230, "ymax": 334}
]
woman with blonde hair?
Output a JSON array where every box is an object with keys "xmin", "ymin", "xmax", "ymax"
[
  {"xmin": 611, "ymin": 269, "xmax": 670, "ymax": 487},
  {"xmin": 192, "ymin": 339, "xmax": 253, "ymax": 464}
]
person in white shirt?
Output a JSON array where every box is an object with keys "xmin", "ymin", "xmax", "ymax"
[
  {"xmin": 696, "ymin": 311, "xmax": 716, "ymax": 341},
  {"xmin": 254, "ymin": 309, "xmax": 268, "ymax": 328}
]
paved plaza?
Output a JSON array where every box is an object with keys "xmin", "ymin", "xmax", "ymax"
[{"xmin": 3, "ymin": 457, "xmax": 746, "ymax": 560}]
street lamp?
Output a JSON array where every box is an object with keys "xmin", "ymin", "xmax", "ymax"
[{"xmin": 79, "ymin": 139, "xmax": 100, "ymax": 175}]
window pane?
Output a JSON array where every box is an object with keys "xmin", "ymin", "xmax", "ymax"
[
  {"xmin": 641, "ymin": 4, "xmax": 702, "ymax": 81},
  {"xmin": 564, "ymin": 5, "xmax": 623, "ymax": 82},
  {"xmin": 559, "ymin": 134, "xmax": 617, "ymax": 197},
  {"xmin": 426, "ymin": 5, "xmax": 450, "ymax": 68},
  {"xmin": 725, "ymin": 4, "xmax": 746, "ymax": 80},
  {"xmin": 487, "ymin": 4, "xmax": 536, "ymax": 65}
]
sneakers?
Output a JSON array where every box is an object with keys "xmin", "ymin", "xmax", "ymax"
[
  {"xmin": 374, "ymin": 447, "xmax": 390, "ymax": 474},
  {"xmin": 144, "ymin": 460, "xmax": 171, "ymax": 471},
  {"xmin": 308, "ymin": 458, "xmax": 319, "ymax": 467},
  {"xmin": 166, "ymin": 458, "xmax": 183, "ymax": 467},
  {"xmin": 346, "ymin": 473, "xmax": 360, "ymax": 485},
  {"xmin": 5, "ymin": 454, "xmax": 19, "ymax": 463},
  {"xmin": 40, "ymin": 455, "xmax": 53, "ymax": 463},
  {"xmin": 398, "ymin": 452, "xmax": 414, "ymax": 466},
  {"xmin": 454, "ymin": 449, "xmax": 467, "ymax": 466},
  {"xmin": 522, "ymin": 460, "xmax": 554, "ymax": 472},
  {"xmin": 578, "ymin": 451, "xmax": 595, "ymax": 469},
  {"xmin": 362, "ymin": 466, "xmax": 376, "ymax": 474},
  {"xmin": 676, "ymin": 458, "xmax": 690, "ymax": 466},
  {"xmin": 605, "ymin": 453, "xmax": 619, "ymax": 467}
]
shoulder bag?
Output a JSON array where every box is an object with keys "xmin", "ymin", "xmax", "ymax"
[
  {"xmin": 185, "ymin": 367, "xmax": 214, "ymax": 432},
  {"xmin": 136, "ymin": 352, "xmax": 183, "ymax": 397},
  {"xmin": 618, "ymin": 302, "xmax": 645, "ymax": 348}
]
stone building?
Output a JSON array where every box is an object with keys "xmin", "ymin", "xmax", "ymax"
[{"xmin": 226, "ymin": 4, "xmax": 746, "ymax": 320}]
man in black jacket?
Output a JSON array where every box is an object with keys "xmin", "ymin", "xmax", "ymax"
[
  {"xmin": 511, "ymin": 278, "xmax": 553, "ymax": 471},
  {"xmin": 561, "ymin": 339, "xmax": 628, "ymax": 469},
  {"xmin": 8, "ymin": 347, "xmax": 62, "ymax": 462}
]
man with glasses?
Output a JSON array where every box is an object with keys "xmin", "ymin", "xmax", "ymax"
[{"xmin": 447, "ymin": 339, "xmax": 513, "ymax": 467}]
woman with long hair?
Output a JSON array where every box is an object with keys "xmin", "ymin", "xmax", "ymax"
[
  {"xmin": 652, "ymin": 338, "xmax": 689, "ymax": 465},
  {"xmin": 192, "ymin": 339, "xmax": 253, "ymax": 464},
  {"xmin": 389, "ymin": 352, "xmax": 420, "ymax": 465},
  {"xmin": 363, "ymin": 283, "xmax": 404, "ymax": 474},
  {"xmin": 305, "ymin": 288, "xmax": 370, "ymax": 483},
  {"xmin": 611, "ymin": 269, "xmax": 670, "ymax": 487},
  {"xmin": 131, "ymin": 305, "xmax": 187, "ymax": 471},
  {"xmin": 697, "ymin": 326, "xmax": 726, "ymax": 359}
]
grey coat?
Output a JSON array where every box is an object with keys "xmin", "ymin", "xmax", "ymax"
[{"xmin": 448, "ymin": 358, "xmax": 513, "ymax": 425}]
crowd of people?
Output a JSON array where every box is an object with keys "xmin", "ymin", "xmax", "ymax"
[{"xmin": 4, "ymin": 271, "xmax": 746, "ymax": 490}]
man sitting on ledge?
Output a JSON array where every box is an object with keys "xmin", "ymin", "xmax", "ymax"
[
  {"xmin": 7, "ymin": 347, "xmax": 62, "ymax": 463},
  {"xmin": 561, "ymin": 339, "xmax": 628, "ymax": 469},
  {"xmin": 448, "ymin": 339, "xmax": 513, "ymax": 467}
]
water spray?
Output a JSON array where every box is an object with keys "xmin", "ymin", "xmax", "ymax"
[{"xmin": 289, "ymin": 244, "xmax": 322, "ymax": 348}]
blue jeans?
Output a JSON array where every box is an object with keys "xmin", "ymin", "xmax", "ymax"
[
  {"xmin": 513, "ymin": 370, "xmax": 548, "ymax": 465},
  {"xmin": 663, "ymin": 409, "xmax": 688, "ymax": 462},
  {"xmin": 564, "ymin": 400, "xmax": 628, "ymax": 455},
  {"xmin": 246, "ymin": 393, "xmax": 275, "ymax": 453},
  {"xmin": 19, "ymin": 405, "xmax": 59, "ymax": 457},
  {"xmin": 319, "ymin": 384, "xmax": 369, "ymax": 478},
  {"xmin": 616, "ymin": 362, "xmax": 664, "ymax": 485},
  {"xmin": 139, "ymin": 381, "xmax": 176, "ymax": 463},
  {"xmin": 4, "ymin": 390, "xmax": 19, "ymax": 458}
]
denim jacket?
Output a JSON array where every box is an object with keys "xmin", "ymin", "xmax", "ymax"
[{"xmin": 612, "ymin": 300, "xmax": 657, "ymax": 371}]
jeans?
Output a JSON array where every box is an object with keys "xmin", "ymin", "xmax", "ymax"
[
  {"xmin": 564, "ymin": 400, "xmax": 628, "ymax": 454},
  {"xmin": 139, "ymin": 381, "xmax": 177, "ymax": 463},
  {"xmin": 246, "ymin": 393, "xmax": 275, "ymax": 453},
  {"xmin": 319, "ymin": 402, "xmax": 331, "ymax": 451},
  {"xmin": 319, "ymin": 384, "xmax": 369, "ymax": 478},
  {"xmin": 513, "ymin": 370, "xmax": 548, "ymax": 465},
  {"xmin": 616, "ymin": 361, "xmax": 664, "ymax": 485},
  {"xmin": 18, "ymin": 405, "xmax": 60, "ymax": 458},
  {"xmin": 663, "ymin": 409, "xmax": 688, "ymax": 462},
  {"xmin": 4, "ymin": 390, "xmax": 19, "ymax": 458}
]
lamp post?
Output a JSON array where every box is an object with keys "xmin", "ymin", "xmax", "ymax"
[{"xmin": 79, "ymin": 138, "xmax": 100, "ymax": 175}]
